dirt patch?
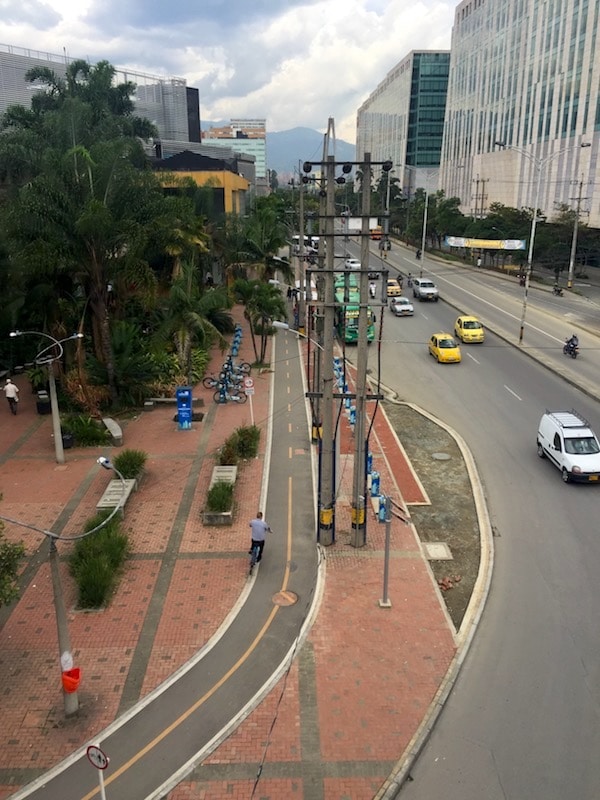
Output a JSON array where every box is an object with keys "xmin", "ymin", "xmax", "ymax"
[{"xmin": 382, "ymin": 400, "xmax": 481, "ymax": 630}]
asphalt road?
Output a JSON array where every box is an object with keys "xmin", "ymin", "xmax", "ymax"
[{"xmin": 343, "ymin": 241, "xmax": 600, "ymax": 799}]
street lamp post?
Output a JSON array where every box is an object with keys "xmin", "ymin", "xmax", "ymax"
[
  {"xmin": 9, "ymin": 331, "xmax": 84, "ymax": 464},
  {"xmin": 0, "ymin": 457, "xmax": 126, "ymax": 717},
  {"xmin": 494, "ymin": 141, "xmax": 590, "ymax": 343}
]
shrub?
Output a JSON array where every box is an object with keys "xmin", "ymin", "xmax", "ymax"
[
  {"xmin": 61, "ymin": 414, "xmax": 110, "ymax": 446},
  {"xmin": 218, "ymin": 437, "xmax": 239, "ymax": 466},
  {"xmin": 69, "ymin": 511, "xmax": 130, "ymax": 608},
  {"xmin": 112, "ymin": 449, "xmax": 147, "ymax": 480},
  {"xmin": 235, "ymin": 425, "xmax": 260, "ymax": 459},
  {"xmin": 206, "ymin": 480, "xmax": 234, "ymax": 512}
]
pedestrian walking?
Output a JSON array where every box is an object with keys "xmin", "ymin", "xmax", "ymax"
[
  {"xmin": 476, "ymin": 257, "xmax": 482, "ymax": 268},
  {"xmin": 3, "ymin": 378, "xmax": 19, "ymax": 415},
  {"xmin": 248, "ymin": 511, "xmax": 271, "ymax": 563}
]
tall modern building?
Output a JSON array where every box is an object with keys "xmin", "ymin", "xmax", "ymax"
[
  {"xmin": 356, "ymin": 51, "xmax": 450, "ymax": 194},
  {"xmin": 0, "ymin": 42, "xmax": 193, "ymax": 142},
  {"xmin": 202, "ymin": 119, "xmax": 267, "ymax": 178},
  {"xmin": 440, "ymin": 0, "xmax": 599, "ymax": 226}
]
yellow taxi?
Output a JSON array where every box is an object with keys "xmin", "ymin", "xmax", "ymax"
[
  {"xmin": 386, "ymin": 277, "xmax": 402, "ymax": 297},
  {"xmin": 428, "ymin": 333, "xmax": 462, "ymax": 363},
  {"xmin": 454, "ymin": 315, "xmax": 485, "ymax": 343}
]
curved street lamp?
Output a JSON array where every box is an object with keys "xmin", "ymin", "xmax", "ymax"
[
  {"xmin": 9, "ymin": 330, "xmax": 84, "ymax": 464},
  {"xmin": 0, "ymin": 458, "xmax": 126, "ymax": 717},
  {"xmin": 494, "ymin": 142, "xmax": 590, "ymax": 343}
]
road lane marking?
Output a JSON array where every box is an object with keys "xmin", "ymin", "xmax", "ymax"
[
  {"xmin": 79, "ymin": 479, "xmax": 296, "ymax": 800},
  {"xmin": 466, "ymin": 352, "xmax": 480, "ymax": 364},
  {"xmin": 504, "ymin": 385, "xmax": 523, "ymax": 401}
]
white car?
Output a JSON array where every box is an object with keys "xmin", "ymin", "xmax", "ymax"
[
  {"xmin": 344, "ymin": 258, "xmax": 361, "ymax": 270},
  {"xmin": 389, "ymin": 297, "xmax": 414, "ymax": 316}
]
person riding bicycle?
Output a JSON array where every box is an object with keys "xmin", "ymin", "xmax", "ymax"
[{"xmin": 248, "ymin": 511, "xmax": 271, "ymax": 564}]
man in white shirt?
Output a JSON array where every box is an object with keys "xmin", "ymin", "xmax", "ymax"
[
  {"xmin": 3, "ymin": 378, "xmax": 19, "ymax": 415},
  {"xmin": 248, "ymin": 511, "xmax": 271, "ymax": 563}
]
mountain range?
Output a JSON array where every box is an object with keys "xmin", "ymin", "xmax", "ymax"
[{"xmin": 201, "ymin": 122, "xmax": 355, "ymax": 182}]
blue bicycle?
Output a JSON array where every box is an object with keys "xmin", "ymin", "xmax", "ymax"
[{"xmin": 248, "ymin": 542, "xmax": 261, "ymax": 575}]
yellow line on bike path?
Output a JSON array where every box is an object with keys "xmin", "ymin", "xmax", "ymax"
[{"xmin": 80, "ymin": 477, "xmax": 295, "ymax": 800}]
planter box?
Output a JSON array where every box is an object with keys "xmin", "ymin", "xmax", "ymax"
[{"xmin": 201, "ymin": 510, "xmax": 233, "ymax": 526}]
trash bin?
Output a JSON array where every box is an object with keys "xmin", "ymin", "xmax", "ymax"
[
  {"xmin": 36, "ymin": 392, "xmax": 51, "ymax": 415},
  {"xmin": 61, "ymin": 667, "xmax": 81, "ymax": 693},
  {"xmin": 61, "ymin": 432, "xmax": 74, "ymax": 449}
]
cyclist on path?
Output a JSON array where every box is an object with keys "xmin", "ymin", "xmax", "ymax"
[{"xmin": 248, "ymin": 511, "xmax": 271, "ymax": 563}]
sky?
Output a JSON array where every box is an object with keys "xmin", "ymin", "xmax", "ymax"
[{"xmin": 0, "ymin": 0, "xmax": 456, "ymax": 144}]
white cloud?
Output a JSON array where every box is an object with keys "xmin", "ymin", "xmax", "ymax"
[{"xmin": 0, "ymin": 0, "xmax": 455, "ymax": 143}]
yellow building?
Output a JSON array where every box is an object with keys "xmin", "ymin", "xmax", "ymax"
[{"xmin": 152, "ymin": 150, "xmax": 250, "ymax": 215}]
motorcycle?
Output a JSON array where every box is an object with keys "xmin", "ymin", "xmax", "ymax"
[
  {"xmin": 552, "ymin": 285, "xmax": 564, "ymax": 297},
  {"xmin": 415, "ymin": 250, "xmax": 422, "ymax": 260},
  {"xmin": 563, "ymin": 337, "xmax": 579, "ymax": 359}
]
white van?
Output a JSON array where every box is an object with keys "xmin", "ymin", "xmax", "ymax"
[{"xmin": 536, "ymin": 410, "xmax": 600, "ymax": 483}]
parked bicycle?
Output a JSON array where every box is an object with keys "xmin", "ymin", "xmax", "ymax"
[
  {"xmin": 223, "ymin": 356, "xmax": 251, "ymax": 375},
  {"xmin": 202, "ymin": 372, "xmax": 242, "ymax": 390},
  {"xmin": 213, "ymin": 386, "xmax": 247, "ymax": 404}
]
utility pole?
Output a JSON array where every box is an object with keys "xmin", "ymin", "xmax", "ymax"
[
  {"xmin": 567, "ymin": 177, "xmax": 587, "ymax": 290},
  {"xmin": 350, "ymin": 152, "xmax": 372, "ymax": 548},
  {"xmin": 298, "ymin": 162, "xmax": 306, "ymax": 334},
  {"xmin": 318, "ymin": 155, "xmax": 337, "ymax": 546}
]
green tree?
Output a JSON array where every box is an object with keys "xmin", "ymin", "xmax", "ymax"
[
  {"xmin": 0, "ymin": 527, "xmax": 26, "ymax": 608},
  {"xmin": 233, "ymin": 279, "xmax": 287, "ymax": 364},
  {"xmin": 154, "ymin": 260, "xmax": 233, "ymax": 384},
  {"xmin": 243, "ymin": 199, "xmax": 293, "ymax": 283}
]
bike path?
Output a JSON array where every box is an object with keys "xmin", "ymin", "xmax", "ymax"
[{"xmin": 10, "ymin": 333, "xmax": 319, "ymax": 800}]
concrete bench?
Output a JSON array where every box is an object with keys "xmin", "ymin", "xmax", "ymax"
[
  {"xmin": 209, "ymin": 465, "xmax": 238, "ymax": 489},
  {"xmin": 102, "ymin": 417, "xmax": 123, "ymax": 447},
  {"xmin": 148, "ymin": 397, "xmax": 204, "ymax": 407},
  {"xmin": 96, "ymin": 478, "xmax": 137, "ymax": 516}
]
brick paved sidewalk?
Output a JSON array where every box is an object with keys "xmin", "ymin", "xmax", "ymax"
[{"xmin": 0, "ymin": 306, "xmax": 271, "ymax": 798}]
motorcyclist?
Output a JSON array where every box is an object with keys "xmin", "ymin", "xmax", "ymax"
[
  {"xmin": 407, "ymin": 272, "xmax": 413, "ymax": 287},
  {"xmin": 566, "ymin": 333, "xmax": 579, "ymax": 351},
  {"xmin": 416, "ymin": 249, "xmax": 422, "ymax": 260}
]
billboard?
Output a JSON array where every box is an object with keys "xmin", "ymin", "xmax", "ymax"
[{"xmin": 445, "ymin": 236, "xmax": 526, "ymax": 250}]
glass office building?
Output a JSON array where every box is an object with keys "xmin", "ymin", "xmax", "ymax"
[
  {"xmin": 356, "ymin": 51, "xmax": 450, "ymax": 193},
  {"xmin": 441, "ymin": 0, "xmax": 599, "ymax": 225}
]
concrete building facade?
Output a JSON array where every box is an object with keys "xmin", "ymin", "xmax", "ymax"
[
  {"xmin": 202, "ymin": 119, "xmax": 268, "ymax": 180},
  {"xmin": 0, "ymin": 42, "xmax": 191, "ymax": 142},
  {"xmin": 440, "ymin": 0, "xmax": 599, "ymax": 225},
  {"xmin": 356, "ymin": 51, "xmax": 450, "ymax": 195}
]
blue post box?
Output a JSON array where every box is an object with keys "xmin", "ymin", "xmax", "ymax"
[
  {"xmin": 349, "ymin": 405, "xmax": 356, "ymax": 426},
  {"xmin": 371, "ymin": 470, "xmax": 380, "ymax": 497},
  {"xmin": 176, "ymin": 386, "xmax": 193, "ymax": 430},
  {"xmin": 367, "ymin": 452, "xmax": 373, "ymax": 474}
]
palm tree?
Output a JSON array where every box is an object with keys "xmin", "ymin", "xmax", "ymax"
[
  {"xmin": 233, "ymin": 279, "xmax": 287, "ymax": 364},
  {"xmin": 154, "ymin": 260, "xmax": 234, "ymax": 385}
]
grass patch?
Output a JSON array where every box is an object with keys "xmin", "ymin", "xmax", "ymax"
[{"xmin": 68, "ymin": 511, "xmax": 130, "ymax": 608}]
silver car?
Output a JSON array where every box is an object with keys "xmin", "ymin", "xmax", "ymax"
[{"xmin": 389, "ymin": 296, "xmax": 414, "ymax": 316}]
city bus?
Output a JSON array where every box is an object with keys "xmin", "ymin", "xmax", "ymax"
[{"xmin": 334, "ymin": 279, "xmax": 375, "ymax": 344}]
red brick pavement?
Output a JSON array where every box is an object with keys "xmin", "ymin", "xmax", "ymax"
[{"xmin": 0, "ymin": 310, "xmax": 457, "ymax": 800}]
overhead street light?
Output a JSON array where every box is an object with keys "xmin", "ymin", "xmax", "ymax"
[
  {"xmin": 9, "ymin": 331, "xmax": 84, "ymax": 464},
  {"xmin": 0, "ymin": 458, "xmax": 126, "ymax": 717},
  {"xmin": 493, "ymin": 141, "xmax": 590, "ymax": 343}
]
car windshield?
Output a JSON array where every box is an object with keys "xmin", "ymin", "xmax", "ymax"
[
  {"xmin": 564, "ymin": 437, "xmax": 600, "ymax": 455},
  {"xmin": 421, "ymin": 281, "xmax": 435, "ymax": 288},
  {"xmin": 463, "ymin": 320, "xmax": 481, "ymax": 329},
  {"xmin": 439, "ymin": 338, "xmax": 456, "ymax": 348}
]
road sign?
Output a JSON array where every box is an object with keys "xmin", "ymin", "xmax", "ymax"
[
  {"xmin": 243, "ymin": 377, "xmax": 254, "ymax": 389},
  {"xmin": 87, "ymin": 744, "xmax": 109, "ymax": 770}
]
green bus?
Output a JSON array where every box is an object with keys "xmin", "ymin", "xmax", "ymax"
[{"xmin": 334, "ymin": 278, "xmax": 375, "ymax": 344}]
